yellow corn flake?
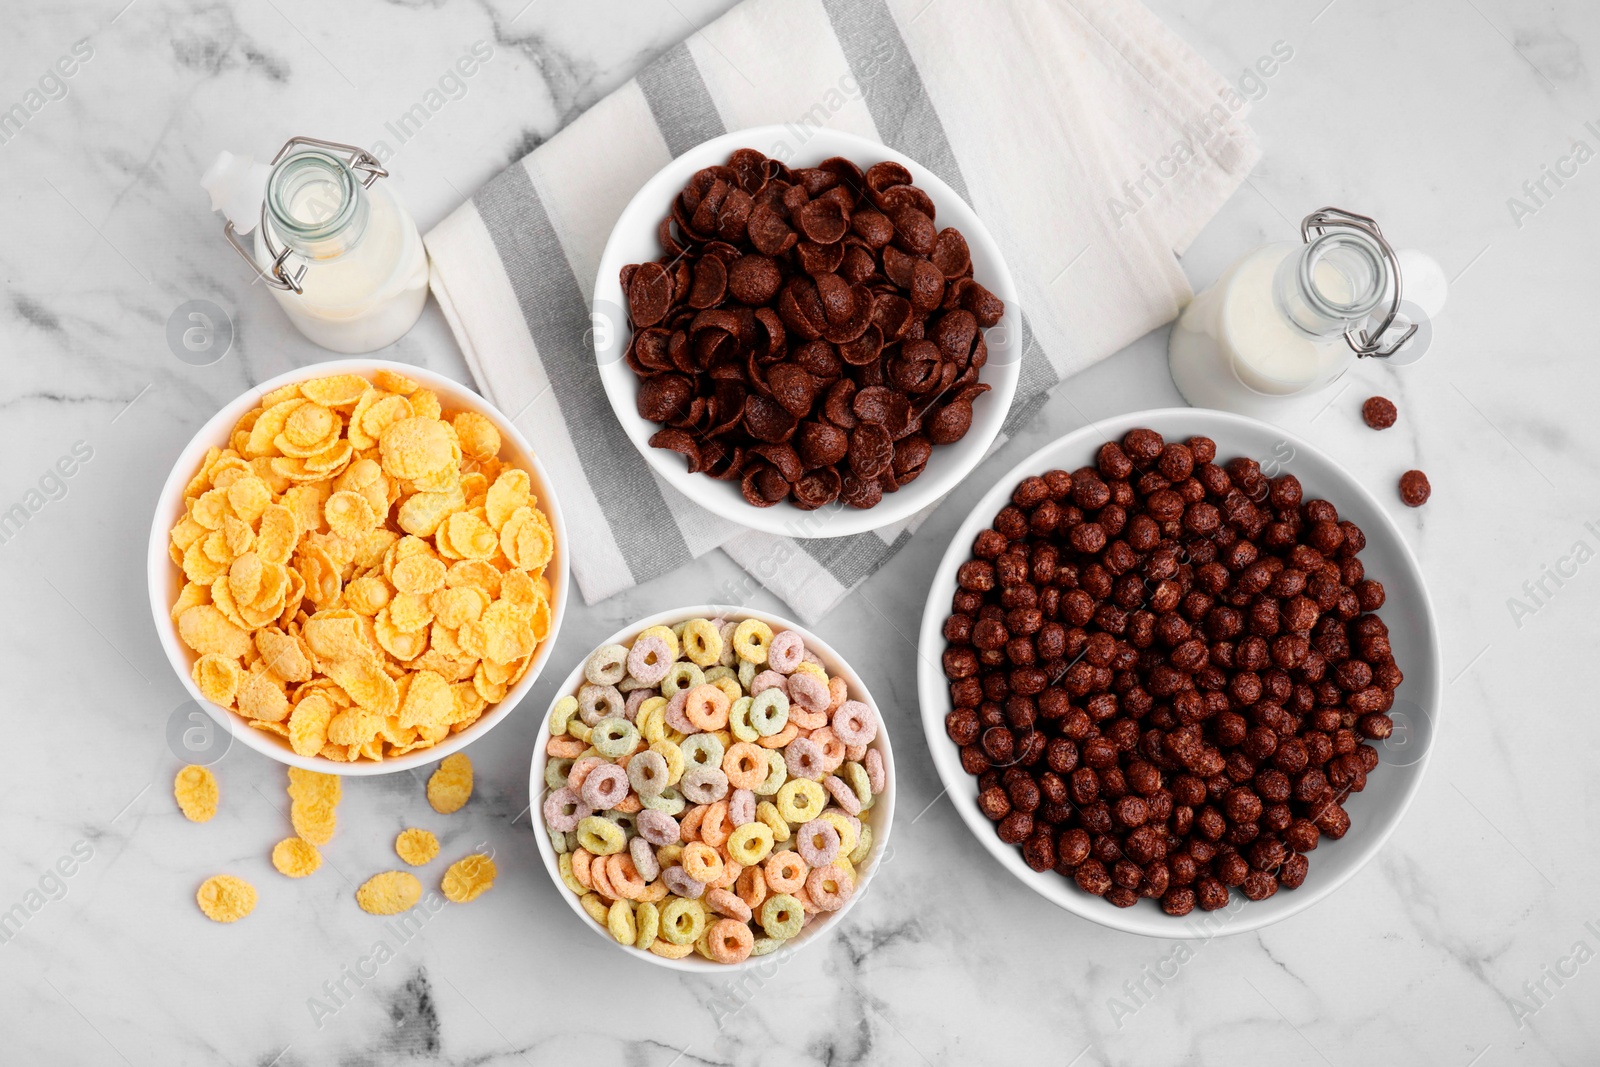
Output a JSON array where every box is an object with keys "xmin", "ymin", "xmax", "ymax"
[
  {"xmin": 300, "ymin": 373, "xmax": 370, "ymax": 408},
  {"xmin": 500, "ymin": 506, "xmax": 553, "ymax": 571},
  {"xmin": 255, "ymin": 627, "xmax": 312, "ymax": 683},
  {"xmin": 324, "ymin": 490, "xmax": 377, "ymax": 539},
  {"xmin": 397, "ymin": 487, "xmax": 464, "ymax": 538},
  {"xmin": 452, "ymin": 412, "xmax": 501, "ymax": 461},
  {"xmin": 271, "ymin": 836, "xmax": 322, "ymax": 878},
  {"xmin": 291, "ymin": 796, "xmax": 337, "ymax": 845},
  {"xmin": 441, "ymin": 853, "xmax": 497, "ymax": 904},
  {"xmin": 344, "ymin": 574, "xmax": 393, "ymax": 616},
  {"xmin": 356, "ymin": 870, "xmax": 422, "ymax": 915},
  {"xmin": 480, "ymin": 601, "xmax": 534, "ymax": 665},
  {"xmin": 326, "ymin": 706, "xmax": 384, "ymax": 746},
  {"xmin": 442, "ymin": 510, "xmax": 499, "ymax": 561},
  {"xmin": 178, "ymin": 605, "xmax": 251, "ymax": 660},
  {"xmin": 192, "ymin": 653, "xmax": 241, "ymax": 706},
  {"xmin": 196, "ymin": 874, "xmax": 257, "ymax": 923},
  {"xmin": 288, "ymin": 765, "xmax": 343, "ymax": 806},
  {"xmin": 391, "ymin": 553, "xmax": 446, "ymax": 596},
  {"xmin": 325, "ymin": 656, "xmax": 399, "ymax": 717},
  {"xmin": 375, "ymin": 608, "xmax": 429, "ymax": 661},
  {"xmin": 426, "ymin": 752, "xmax": 473, "ymax": 814},
  {"xmin": 484, "ymin": 469, "xmax": 531, "ymax": 530},
  {"xmin": 174, "ymin": 764, "xmax": 219, "ymax": 822},
  {"xmin": 379, "ymin": 417, "xmax": 453, "ymax": 480},
  {"xmin": 386, "ymin": 592, "xmax": 434, "ymax": 634},
  {"xmin": 374, "ymin": 368, "xmax": 420, "ymax": 395},
  {"xmin": 399, "ymin": 670, "xmax": 453, "ymax": 729},
  {"xmin": 237, "ymin": 666, "xmax": 290, "ymax": 722},
  {"xmin": 409, "ymin": 388, "xmax": 443, "ymax": 421},
  {"xmin": 395, "ymin": 828, "xmax": 440, "ymax": 866},
  {"xmin": 302, "ymin": 610, "xmax": 369, "ymax": 662},
  {"xmin": 288, "ymin": 692, "xmax": 335, "ymax": 757}
]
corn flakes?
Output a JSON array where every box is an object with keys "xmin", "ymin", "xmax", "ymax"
[
  {"xmin": 271, "ymin": 837, "xmax": 322, "ymax": 878},
  {"xmin": 174, "ymin": 764, "xmax": 219, "ymax": 823},
  {"xmin": 356, "ymin": 870, "xmax": 422, "ymax": 915},
  {"xmin": 426, "ymin": 752, "xmax": 473, "ymax": 814},
  {"xmin": 441, "ymin": 853, "xmax": 497, "ymax": 903},
  {"xmin": 196, "ymin": 874, "xmax": 257, "ymax": 923},
  {"xmin": 169, "ymin": 372, "xmax": 556, "ymax": 762},
  {"xmin": 395, "ymin": 828, "xmax": 439, "ymax": 866}
]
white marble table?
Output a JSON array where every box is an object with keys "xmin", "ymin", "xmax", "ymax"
[{"xmin": 2, "ymin": 0, "xmax": 1597, "ymax": 1063}]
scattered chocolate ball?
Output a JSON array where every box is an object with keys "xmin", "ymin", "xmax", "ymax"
[
  {"xmin": 1361, "ymin": 396, "xmax": 1397, "ymax": 430},
  {"xmin": 1398, "ymin": 469, "xmax": 1430, "ymax": 507}
]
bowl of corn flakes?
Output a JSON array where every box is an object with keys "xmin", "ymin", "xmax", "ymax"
[
  {"xmin": 529, "ymin": 605, "xmax": 896, "ymax": 970},
  {"xmin": 148, "ymin": 360, "xmax": 568, "ymax": 775}
]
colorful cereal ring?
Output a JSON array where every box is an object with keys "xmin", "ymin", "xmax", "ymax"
[
  {"xmin": 682, "ymin": 618, "xmax": 724, "ymax": 667},
  {"xmin": 805, "ymin": 863, "xmax": 853, "ymax": 911},
  {"xmin": 591, "ymin": 718, "xmax": 641, "ymax": 760},
  {"xmin": 576, "ymin": 815, "xmax": 627, "ymax": 856},
  {"xmin": 776, "ymin": 779, "xmax": 826, "ymax": 823},
  {"xmin": 732, "ymin": 619, "xmax": 773, "ymax": 664},
  {"xmin": 784, "ymin": 737, "xmax": 825, "ymax": 781},
  {"xmin": 707, "ymin": 917, "xmax": 754, "ymax": 963},
  {"xmin": 626, "ymin": 635, "xmax": 673, "ymax": 686},
  {"xmin": 759, "ymin": 893, "xmax": 804, "ymax": 939},
  {"xmin": 684, "ymin": 684, "xmax": 731, "ymax": 731},
  {"xmin": 727, "ymin": 787, "xmax": 756, "ymax": 827},
  {"xmin": 680, "ymin": 766, "xmax": 730, "ymax": 805},
  {"xmin": 795, "ymin": 818, "xmax": 840, "ymax": 868},
  {"xmin": 822, "ymin": 773, "xmax": 862, "ymax": 816},
  {"xmin": 636, "ymin": 807, "xmax": 681, "ymax": 846},
  {"xmin": 726, "ymin": 821, "xmax": 775, "ymax": 867},
  {"xmin": 543, "ymin": 787, "xmax": 591, "ymax": 832},
  {"xmin": 764, "ymin": 850, "xmax": 806, "ymax": 894},
  {"xmin": 662, "ymin": 865, "xmax": 705, "ymax": 900},
  {"xmin": 659, "ymin": 896, "xmax": 707, "ymax": 945},
  {"xmin": 660, "ymin": 661, "xmax": 704, "ymax": 698},
  {"xmin": 630, "ymin": 835, "xmax": 660, "ymax": 882},
  {"xmin": 585, "ymin": 643, "xmax": 628, "ymax": 686},
  {"xmin": 766, "ymin": 630, "xmax": 805, "ymax": 674}
]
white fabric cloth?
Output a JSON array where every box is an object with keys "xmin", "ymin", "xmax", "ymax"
[{"xmin": 424, "ymin": 0, "xmax": 1259, "ymax": 622}]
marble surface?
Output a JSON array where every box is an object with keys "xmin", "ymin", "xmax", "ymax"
[{"xmin": 2, "ymin": 0, "xmax": 1598, "ymax": 1064}]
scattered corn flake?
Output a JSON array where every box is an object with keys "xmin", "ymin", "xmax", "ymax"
[
  {"xmin": 356, "ymin": 871, "xmax": 423, "ymax": 915},
  {"xmin": 196, "ymin": 874, "xmax": 257, "ymax": 923},
  {"xmin": 395, "ymin": 828, "xmax": 440, "ymax": 866},
  {"xmin": 174, "ymin": 765, "xmax": 219, "ymax": 822},
  {"xmin": 271, "ymin": 837, "xmax": 322, "ymax": 878},
  {"xmin": 292, "ymin": 796, "xmax": 337, "ymax": 846},
  {"xmin": 441, "ymin": 853, "xmax": 497, "ymax": 904},
  {"xmin": 426, "ymin": 752, "xmax": 473, "ymax": 814}
]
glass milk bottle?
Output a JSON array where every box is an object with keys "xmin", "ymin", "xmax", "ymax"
[
  {"xmin": 1168, "ymin": 208, "xmax": 1431, "ymax": 415},
  {"xmin": 203, "ymin": 137, "xmax": 428, "ymax": 353}
]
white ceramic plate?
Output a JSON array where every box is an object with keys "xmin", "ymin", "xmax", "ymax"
[
  {"xmin": 917, "ymin": 408, "xmax": 1441, "ymax": 937},
  {"xmin": 529, "ymin": 604, "xmax": 896, "ymax": 970},
  {"xmin": 592, "ymin": 125, "xmax": 1020, "ymax": 539},
  {"xmin": 147, "ymin": 359, "xmax": 569, "ymax": 776}
]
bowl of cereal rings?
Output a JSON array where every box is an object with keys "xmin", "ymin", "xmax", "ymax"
[
  {"xmin": 148, "ymin": 359, "xmax": 568, "ymax": 774},
  {"xmin": 529, "ymin": 606, "xmax": 894, "ymax": 969}
]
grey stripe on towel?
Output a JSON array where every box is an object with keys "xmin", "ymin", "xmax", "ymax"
[
  {"xmin": 636, "ymin": 41, "xmax": 727, "ymax": 158},
  {"xmin": 474, "ymin": 164, "xmax": 693, "ymax": 583}
]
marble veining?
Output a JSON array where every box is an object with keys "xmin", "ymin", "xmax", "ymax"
[{"xmin": 1, "ymin": 0, "xmax": 1598, "ymax": 1064}]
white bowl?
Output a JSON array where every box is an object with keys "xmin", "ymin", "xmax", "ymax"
[
  {"xmin": 917, "ymin": 408, "xmax": 1442, "ymax": 937},
  {"xmin": 147, "ymin": 359, "xmax": 569, "ymax": 776},
  {"xmin": 592, "ymin": 125, "xmax": 1021, "ymax": 539},
  {"xmin": 529, "ymin": 604, "xmax": 896, "ymax": 971}
]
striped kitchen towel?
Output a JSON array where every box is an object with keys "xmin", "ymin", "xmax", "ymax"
[{"xmin": 424, "ymin": 0, "xmax": 1259, "ymax": 622}]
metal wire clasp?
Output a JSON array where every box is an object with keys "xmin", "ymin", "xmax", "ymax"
[
  {"xmin": 221, "ymin": 136, "xmax": 388, "ymax": 294},
  {"xmin": 1299, "ymin": 207, "xmax": 1416, "ymax": 358}
]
